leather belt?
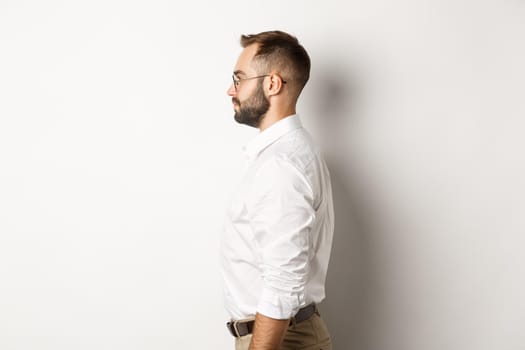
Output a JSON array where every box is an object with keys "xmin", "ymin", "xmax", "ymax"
[{"xmin": 226, "ymin": 303, "xmax": 318, "ymax": 338}]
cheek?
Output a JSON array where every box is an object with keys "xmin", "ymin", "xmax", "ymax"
[
  {"xmin": 236, "ymin": 92, "xmax": 251, "ymax": 105},
  {"xmin": 237, "ymin": 90, "xmax": 248, "ymax": 100}
]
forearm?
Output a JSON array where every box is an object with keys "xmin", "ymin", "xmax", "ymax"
[{"xmin": 248, "ymin": 312, "xmax": 290, "ymax": 350}]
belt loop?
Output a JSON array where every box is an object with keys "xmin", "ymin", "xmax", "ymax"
[
  {"xmin": 290, "ymin": 315, "xmax": 297, "ymax": 327},
  {"xmin": 232, "ymin": 320, "xmax": 241, "ymax": 337}
]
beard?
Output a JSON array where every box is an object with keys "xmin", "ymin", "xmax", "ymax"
[{"xmin": 232, "ymin": 81, "xmax": 270, "ymax": 128}]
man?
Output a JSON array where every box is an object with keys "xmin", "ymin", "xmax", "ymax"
[{"xmin": 221, "ymin": 30, "xmax": 334, "ymax": 350}]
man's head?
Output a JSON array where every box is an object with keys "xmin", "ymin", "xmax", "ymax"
[{"xmin": 227, "ymin": 30, "xmax": 311, "ymax": 129}]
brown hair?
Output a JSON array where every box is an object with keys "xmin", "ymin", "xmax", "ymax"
[{"xmin": 240, "ymin": 30, "xmax": 311, "ymax": 98}]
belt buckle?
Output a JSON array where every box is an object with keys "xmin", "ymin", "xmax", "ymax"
[
  {"xmin": 227, "ymin": 319, "xmax": 253, "ymax": 338},
  {"xmin": 227, "ymin": 320, "xmax": 246, "ymax": 337},
  {"xmin": 226, "ymin": 321, "xmax": 238, "ymax": 337}
]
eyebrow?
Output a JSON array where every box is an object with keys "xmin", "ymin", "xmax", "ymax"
[{"xmin": 233, "ymin": 70, "xmax": 246, "ymax": 77}]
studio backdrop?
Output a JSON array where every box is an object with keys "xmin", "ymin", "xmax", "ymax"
[{"xmin": 1, "ymin": 1, "xmax": 524, "ymax": 349}]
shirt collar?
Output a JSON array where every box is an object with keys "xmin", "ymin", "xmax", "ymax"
[{"xmin": 242, "ymin": 114, "xmax": 303, "ymax": 160}]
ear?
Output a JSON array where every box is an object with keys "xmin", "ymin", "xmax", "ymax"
[{"xmin": 266, "ymin": 73, "xmax": 284, "ymax": 96}]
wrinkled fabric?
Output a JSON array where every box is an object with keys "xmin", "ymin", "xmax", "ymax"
[{"xmin": 221, "ymin": 115, "xmax": 334, "ymax": 320}]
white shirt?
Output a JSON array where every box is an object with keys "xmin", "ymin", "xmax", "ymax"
[{"xmin": 220, "ymin": 114, "xmax": 334, "ymax": 320}]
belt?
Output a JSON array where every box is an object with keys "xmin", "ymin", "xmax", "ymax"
[{"xmin": 226, "ymin": 303, "xmax": 318, "ymax": 338}]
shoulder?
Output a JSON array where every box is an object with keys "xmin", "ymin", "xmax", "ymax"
[{"xmin": 259, "ymin": 128, "xmax": 319, "ymax": 174}]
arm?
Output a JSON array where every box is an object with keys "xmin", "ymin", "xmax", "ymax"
[
  {"xmin": 246, "ymin": 157, "xmax": 315, "ymax": 349},
  {"xmin": 249, "ymin": 313, "xmax": 289, "ymax": 350}
]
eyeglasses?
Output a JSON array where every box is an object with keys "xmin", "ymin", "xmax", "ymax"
[{"xmin": 231, "ymin": 74, "xmax": 287, "ymax": 92}]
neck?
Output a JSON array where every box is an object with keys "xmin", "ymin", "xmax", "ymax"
[{"xmin": 258, "ymin": 105, "xmax": 296, "ymax": 132}]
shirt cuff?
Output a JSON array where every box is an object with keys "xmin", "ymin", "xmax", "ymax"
[{"xmin": 256, "ymin": 287, "xmax": 306, "ymax": 319}]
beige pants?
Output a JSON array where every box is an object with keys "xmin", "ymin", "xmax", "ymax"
[{"xmin": 234, "ymin": 313, "xmax": 332, "ymax": 350}]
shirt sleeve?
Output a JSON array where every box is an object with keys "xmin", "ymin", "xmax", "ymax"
[{"xmin": 246, "ymin": 156, "xmax": 315, "ymax": 319}]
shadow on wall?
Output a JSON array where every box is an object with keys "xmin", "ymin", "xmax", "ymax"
[{"xmin": 311, "ymin": 62, "xmax": 378, "ymax": 350}]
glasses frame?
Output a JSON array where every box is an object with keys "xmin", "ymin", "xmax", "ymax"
[{"xmin": 231, "ymin": 74, "xmax": 287, "ymax": 92}]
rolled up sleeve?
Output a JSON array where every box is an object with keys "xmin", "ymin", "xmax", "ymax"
[{"xmin": 246, "ymin": 156, "xmax": 315, "ymax": 319}]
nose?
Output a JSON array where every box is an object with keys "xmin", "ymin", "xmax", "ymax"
[{"xmin": 227, "ymin": 83, "xmax": 236, "ymax": 96}]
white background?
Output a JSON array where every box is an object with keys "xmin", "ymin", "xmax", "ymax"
[{"xmin": 1, "ymin": 1, "xmax": 524, "ymax": 349}]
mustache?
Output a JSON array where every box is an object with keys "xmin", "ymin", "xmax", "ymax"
[{"xmin": 232, "ymin": 98, "xmax": 240, "ymax": 105}]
